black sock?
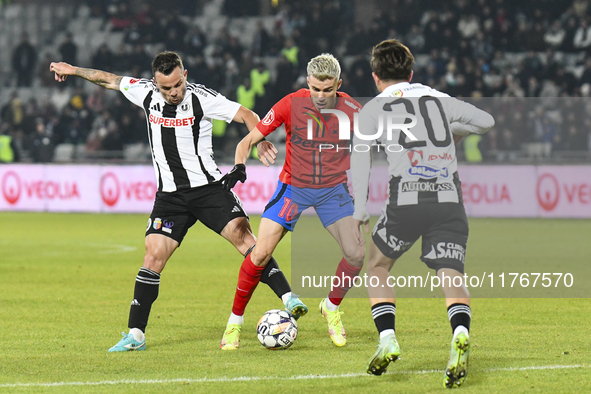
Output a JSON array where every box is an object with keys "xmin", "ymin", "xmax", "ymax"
[
  {"xmin": 371, "ymin": 302, "xmax": 396, "ymax": 333},
  {"xmin": 128, "ymin": 267, "xmax": 160, "ymax": 332},
  {"xmin": 260, "ymin": 257, "xmax": 292, "ymax": 299},
  {"xmin": 447, "ymin": 303, "xmax": 471, "ymax": 334}
]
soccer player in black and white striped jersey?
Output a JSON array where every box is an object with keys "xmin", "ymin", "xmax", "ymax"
[
  {"xmin": 350, "ymin": 40, "xmax": 494, "ymax": 387},
  {"xmin": 50, "ymin": 51, "xmax": 305, "ymax": 352}
]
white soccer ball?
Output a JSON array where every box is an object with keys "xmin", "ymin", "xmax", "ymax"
[{"xmin": 256, "ymin": 309, "xmax": 298, "ymax": 349}]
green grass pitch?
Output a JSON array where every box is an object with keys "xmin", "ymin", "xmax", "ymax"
[{"xmin": 0, "ymin": 212, "xmax": 589, "ymax": 393}]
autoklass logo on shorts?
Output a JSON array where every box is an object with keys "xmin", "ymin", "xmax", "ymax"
[
  {"xmin": 2, "ymin": 171, "xmax": 21, "ymax": 205},
  {"xmin": 401, "ymin": 181, "xmax": 454, "ymax": 192},
  {"xmin": 407, "ymin": 165, "xmax": 449, "ymax": 178},
  {"xmin": 536, "ymin": 173, "xmax": 559, "ymax": 212}
]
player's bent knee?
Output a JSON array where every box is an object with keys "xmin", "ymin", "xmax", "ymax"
[
  {"xmin": 343, "ymin": 245, "xmax": 365, "ymax": 267},
  {"xmin": 142, "ymin": 252, "xmax": 167, "ymax": 272},
  {"xmin": 250, "ymin": 246, "xmax": 272, "ymax": 266},
  {"xmin": 223, "ymin": 217, "xmax": 255, "ymax": 248}
]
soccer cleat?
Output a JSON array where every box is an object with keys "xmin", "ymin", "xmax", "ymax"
[
  {"xmin": 443, "ymin": 332, "xmax": 470, "ymax": 389},
  {"xmin": 220, "ymin": 323, "xmax": 242, "ymax": 350},
  {"xmin": 108, "ymin": 332, "xmax": 146, "ymax": 352},
  {"xmin": 319, "ymin": 298, "xmax": 347, "ymax": 347},
  {"xmin": 285, "ymin": 294, "xmax": 308, "ymax": 320},
  {"xmin": 366, "ymin": 333, "xmax": 401, "ymax": 375}
]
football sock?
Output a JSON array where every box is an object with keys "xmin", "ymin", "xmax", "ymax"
[
  {"xmin": 281, "ymin": 292, "xmax": 293, "ymax": 304},
  {"xmin": 129, "ymin": 327, "xmax": 145, "ymax": 342},
  {"xmin": 228, "ymin": 312, "xmax": 244, "ymax": 325},
  {"xmin": 128, "ymin": 267, "xmax": 160, "ymax": 333},
  {"xmin": 380, "ymin": 329, "xmax": 395, "ymax": 340},
  {"xmin": 447, "ymin": 303, "xmax": 471, "ymax": 335},
  {"xmin": 325, "ymin": 297, "xmax": 339, "ymax": 312},
  {"xmin": 328, "ymin": 258, "xmax": 363, "ymax": 307},
  {"xmin": 260, "ymin": 257, "xmax": 292, "ymax": 299},
  {"xmin": 231, "ymin": 254, "xmax": 265, "ymax": 316},
  {"xmin": 372, "ymin": 302, "xmax": 396, "ymax": 334}
]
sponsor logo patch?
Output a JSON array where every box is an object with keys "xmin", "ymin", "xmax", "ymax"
[
  {"xmin": 262, "ymin": 109, "xmax": 275, "ymax": 126},
  {"xmin": 401, "ymin": 181, "xmax": 455, "ymax": 192},
  {"xmin": 149, "ymin": 114, "xmax": 195, "ymax": 127},
  {"xmin": 407, "ymin": 165, "xmax": 449, "ymax": 178}
]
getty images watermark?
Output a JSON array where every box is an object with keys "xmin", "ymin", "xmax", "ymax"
[{"xmin": 308, "ymin": 109, "xmax": 418, "ymax": 153}]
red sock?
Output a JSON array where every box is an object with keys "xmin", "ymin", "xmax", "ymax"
[
  {"xmin": 328, "ymin": 258, "xmax": 363, "ymax": 306},
  {"xmin": 232, "ymin": 254, "xmax": 266, "ymax": 316}
]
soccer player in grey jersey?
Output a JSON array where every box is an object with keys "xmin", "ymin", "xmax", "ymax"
[
  {"xmin": 350, "ymin": 40, "xmax": 494, "ymax": 388},
  {"xmin": 50, "ymin": 51, "xmax": 305, "ymax": 352}
]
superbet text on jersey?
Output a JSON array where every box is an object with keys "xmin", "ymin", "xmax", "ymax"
[{"xmin": 119, "ymin": 77, "xmax": 240, "ymax": 192}]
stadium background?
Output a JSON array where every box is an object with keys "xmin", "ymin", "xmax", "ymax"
[
  {"xmin": 0, "ymin": 0, "xmax": 590, "ymax": 165},
  {"xmin": 1, "ymin": 0, "xmax": 590, "ymax": 218}
]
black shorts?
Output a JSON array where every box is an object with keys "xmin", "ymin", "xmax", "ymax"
[
  {"xmin": 145, "ymin": 183, "xmax": 247, "ymax": 245},
  {"xmin": 372, "ymin": 202, "xmax": 469, "ymax": 273}
]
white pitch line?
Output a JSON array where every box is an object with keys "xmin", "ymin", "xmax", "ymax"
[{"xmin": 0, "ymin": 365, "xmax": 585, "ymax": 388}]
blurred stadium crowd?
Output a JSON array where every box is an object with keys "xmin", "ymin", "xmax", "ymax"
[{"xmin": 0, "ymin": 0, "xmax": 590, "ymax": 164}]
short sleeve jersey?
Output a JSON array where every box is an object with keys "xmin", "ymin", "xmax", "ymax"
[
  {"xmin": 119, "ymin": 77, "xmax": 240, "ymax": 192},
  {"xmin": 257, "ymin": 89, "xmax": 361, "ymax": 188},
  {"xmin": 358, "ymin": 82, "xmax": 486, "ymax": 205}
]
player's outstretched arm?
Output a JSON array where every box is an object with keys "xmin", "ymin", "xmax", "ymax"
[{"xmin": 49, "ymin": 62, "xmax": 122, "ymax": 90}]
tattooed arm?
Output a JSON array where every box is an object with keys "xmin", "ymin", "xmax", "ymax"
[{"xmin": 49, "ymin": 62, "xmax": 123, "ymax": 90}]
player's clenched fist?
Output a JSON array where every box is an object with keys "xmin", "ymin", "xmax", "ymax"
[{"xmin": 49, "ymin": 62, "xmax": 74, "ymax": 82}]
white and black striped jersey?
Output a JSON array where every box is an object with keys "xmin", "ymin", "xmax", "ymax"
[
  {"xmin": 119, "ymin": 77, "xmax": 240, "ymax": 192},
  {"xmin": 352, "ymin": 82, "xmax": 494, "ymax": 219}
]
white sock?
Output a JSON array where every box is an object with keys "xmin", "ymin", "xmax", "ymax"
[
  {"xmin": 379, "ymin": 329, "xmax": 395, "ymax": 340},
  {"xmin": 129, "ymin": 328, "xmax": 145, "ymax": 342},
  {"xmin": 281, "ymin": 292, "xmax": 293, "ymax": 305},
  {"xmin": 228, "ymin": 312, "xmax": 244, "ymax": 325},
  {"xmin": 324, "ymin": 298, "xmax": 339, "ymax": 312},
  {"xmin": 453, "ymin": 325, "xmax": 469, "ymax": 338}
]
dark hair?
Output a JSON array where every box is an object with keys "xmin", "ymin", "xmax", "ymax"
[
  {"xmin": 151, "ymin": 51, "xmax": 184, "ymax": 76},
  {"xmin": 370, "ymin": 39, "xmax": 414, "ymax": 81}
]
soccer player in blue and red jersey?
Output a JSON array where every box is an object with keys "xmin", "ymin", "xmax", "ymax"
[{"xmin": 220, "ymin": 54, "xmax": 365, "ymax": 350}]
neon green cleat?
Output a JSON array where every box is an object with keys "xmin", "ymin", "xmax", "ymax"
[
  {"xmin": 220, "ymin": 323, "xmax": 242, "ymax": 350},
  {"xmin": 366, "ymin": 333, "xmax": 400, "ymax": 375},
  {"xmin": 443, "ymin": 332, "xmax": 470, "ymax": 389},
  {"xmin": 319, "ymin": 298, "xmax": 347, "ymax": 347},
  {"xmin": 285, "ymin": 294, "xmax": 308, "ymax": 320}
]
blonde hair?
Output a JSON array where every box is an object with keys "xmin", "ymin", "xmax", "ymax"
[{"xmin": 307, "ymin": 53, "xmax": 341, "ymax": 81}]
